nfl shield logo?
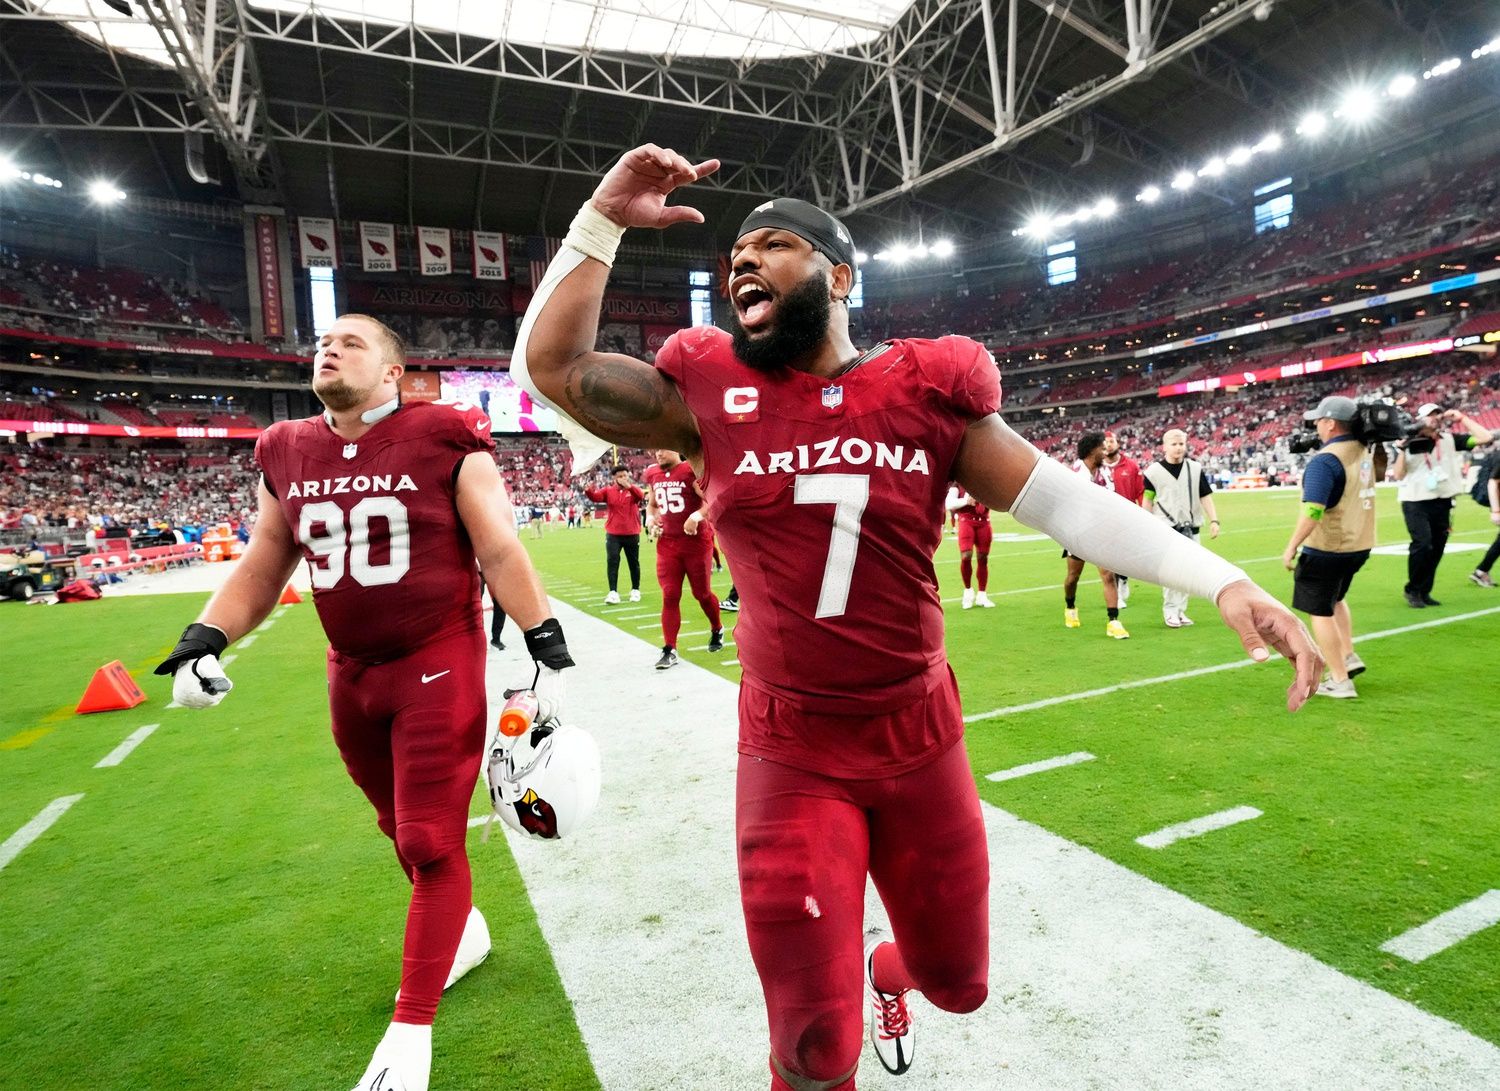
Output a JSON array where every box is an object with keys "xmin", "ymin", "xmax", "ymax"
[
  {"xmin": 342, "ymin": 443, "xmax": 358, "ymax": 459},
  {"xmin": 821, "ymin": 385, "xmax": 843, "ymax": 409}
]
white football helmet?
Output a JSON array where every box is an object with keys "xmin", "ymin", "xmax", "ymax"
[{"xmin": 487, "ymin": 723, "xmax": 601, "ymax": 840}]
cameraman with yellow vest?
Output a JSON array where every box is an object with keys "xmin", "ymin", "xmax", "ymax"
[{"xmin": 1282, "ymin": 396, "xmax": 1376, "ymax": 699}]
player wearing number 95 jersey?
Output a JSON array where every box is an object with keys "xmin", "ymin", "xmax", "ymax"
[
  {"xmin": 514, "ymin": 146, "xmax": 1320, "ymax": 1091},
  {"xmin": 153, "ymin": 313, "xmax": 576, "ymax": 1091}
]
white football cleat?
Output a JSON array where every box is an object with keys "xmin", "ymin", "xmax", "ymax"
[
  {"xmin": 395, "ymin": 907, "xmax": 491, "ymax": 1001},
  {"xmin": 629, "ymin": 588, "xmax": 642, "ymax": 602},
  {"xmin": 350, "ymin": 1023, "xmax": 430, "ymax": 1091},
  {"xmin": 865, "ymin": 938, "xmax": 914, "ymax": 1076},
  {"xmin": 603, "ymin": 590, "xmax": 620, "ymax": 605},
  {"xmin": 961, "ymin": 588, "xmax": 975, "ymax": 610},
  {"xmin": 974, "ymin": 591, "xmax": 994, "ymax": 608}
]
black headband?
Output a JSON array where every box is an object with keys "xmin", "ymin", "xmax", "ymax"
[{"xmin": 736, "ymin": 198, "xmax": 857, "ymax": 271}]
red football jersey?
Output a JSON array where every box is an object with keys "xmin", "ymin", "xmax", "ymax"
[
  {"xmin": 655, "ymin": 326, "xmax": 1001, "ymax": 734},
  {"xmin": 255, "ymin": 400, "xmax": 495, "ymax": 663},
  {"xmin": 584, "ymin": 483, "xmax": 645, "ymax": 536},
  {"xmin": 642, "ymin": 461, "xmax": 705, "ymax": 538},
  {"xmin": 951, "ymin": 485, "xmax": 990, "ymax": 523}
]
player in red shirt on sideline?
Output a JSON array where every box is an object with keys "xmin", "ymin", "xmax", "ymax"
[
  {"xmin": 643, "ymin": 448, "xmax": 724, "ymax": 667},
  {"xmin": 1101, "ymin": 430, "xmax": 1147, "ymax": 608},
  {"xmin": 1067, "ymin": 432, "xmax": 1129, "ymax": 638},
  {"xmin": 945, "ymin": 483, "xmax": 994, "ymax": 609},
  {"xmin": 153, "ymin": 314, "xmax": 576, "ymax": 1091},
  {"xmin": 584, "ymin": 463, "xmax": 646, "ymax": 603},
  {"xmin": 511, "ymin": 145, "xmax": 1318, "ymax": 1091}
]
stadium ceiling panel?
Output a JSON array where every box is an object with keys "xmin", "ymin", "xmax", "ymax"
[{"xmin": 1, "ymin": 0, "xmax": 1493, "ymax": 247}]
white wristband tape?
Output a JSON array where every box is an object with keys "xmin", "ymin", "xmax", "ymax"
[
  {"xmin": 563, "ymin": 202, "xmax": 626, "ymax": 267},
  {"xmin": 1010, "ymin": 456, "xmax": 1249, "ymax": 603}
]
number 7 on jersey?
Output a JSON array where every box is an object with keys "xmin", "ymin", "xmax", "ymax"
[{"xmin": 793, "ymin": 473, "xmax": 870, "ymax": 619}]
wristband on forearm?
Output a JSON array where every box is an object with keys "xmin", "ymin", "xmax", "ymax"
[
  {"xmin": 563, "ymin": 202, "xmax": 626, "ymax": 267},
  {"xmin": 1010, "ymin": 457, "xmax": 1249, "ymax": 603},
  {"xmin": 523, "ymin": 618, "xmax": 575, "ymax": 670},
  {"xmin": 154, "ymin": 622, "xmax": 228, "ymax": 676}
]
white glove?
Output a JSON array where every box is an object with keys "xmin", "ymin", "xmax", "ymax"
[
  {"xmin": 533, "ymin": 666, "xmax": 566, "ymax": 726},
  {"xmin": 172, "ymin": 655, "xmax": 233, "ymax": 709}
]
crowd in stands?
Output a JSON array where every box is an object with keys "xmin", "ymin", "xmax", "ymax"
[{"xmin": 0, "ymin": 248, "xmax": 241, "ymax": 338}]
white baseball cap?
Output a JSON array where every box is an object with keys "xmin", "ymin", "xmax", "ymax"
[{"xmin": 1415, "ymin": 402, "xmax": 1443, "ymax": 418}]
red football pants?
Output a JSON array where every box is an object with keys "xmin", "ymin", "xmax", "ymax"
[
  {"xmin": 737, "ymin": 738, "xmax": 990, "ymax": 1087},
  {"xmin": 327, "ymin": 627, "xmax": 488, "ymax": 1025},
  {"xmin": 657, "ymin": 533, "xmax": 721, "ymax": 647}
]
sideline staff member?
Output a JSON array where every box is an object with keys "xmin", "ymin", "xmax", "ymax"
[
  {"xmin": 1391, "ymin": 402, "xmax": 1494, "ymax": 607},
  {"xmin": 1282, "ymin": 395, "xmax": 1375, "ymax": 699}
]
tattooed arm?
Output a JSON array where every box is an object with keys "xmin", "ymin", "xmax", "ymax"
[{"xmin": 517, "ymin": 145, "xmax": 720, "ymax": 460}]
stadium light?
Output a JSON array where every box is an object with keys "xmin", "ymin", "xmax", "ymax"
[
  {"xmin": 1253, "ymin": 131, "xmax": 1283, "ymax": 154},
  {"xmin": 1198, "ymin": 156, "xmax": 1226, "ymax": 178},
  {"xmin": 1092, "ymin": 197, "xmax": 1118, "ymax": 218},
  {"xmin": 1295, "ymin": 110, "xmax": 1328, "ymax": 137},
  {"xmin": 1386, "ymin": 73, "xmax": 1417, "ymax": 98},
  {"xmin": 88, "ymin": 180, "xmax": 126, "ymax": 203},
  {"xmin": 1135, "ymin": 185, "xmax": 1162, "ymax": 204},
  {"xmin": 1170, "ymin": 170, "xmax": 1195, "ymax": 191},
  {"xmin": 31, "ymin": 172, "xmax": 63, "ymax": 189},
  {"xmin": 1335, "ymin": 86, "xmax": 1378, "ymax": 123},
  {"xmin": 1023, "ymin": 214, "xmax": 1054, "ymax": 238},
  {"xmin": 854, "ymin": 250, "xmax": 870, "ymax": 264},
  {"xmin": 1423, "ymin": 57, "xmax": 1461, "ymax": 79},
  {"xmin": 1072, "ymin": 204, "xmax": 1096, "ymax": 223},
  {"xmin": 1226, "ymin": 145, "xmax": 1253, "ymax": 167},
  {"xmin": 0, "ymin": 156, "xmax": 20, "ymax": 182},
  {"xmin": 930, "ymin": 239, "xmax": 955, "ymax": 258}
]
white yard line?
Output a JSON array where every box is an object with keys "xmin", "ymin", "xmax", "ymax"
[
  {"xmin": 965, "ymin": 605, "xmax": 1500, "ymax": 723},
  {"xmin": 94, "ymin": 724, "xmax": 160, "ymax": 769},
  {"xmin": 491, "ymin": 601, "xmax": 1500, "ymax": 1091},
  {"xmin": 238, "ymin": 634, "xmax": 258, "ymax": 648},
  {"xmin": 1136, "ymin": 805, "xmax": 1263, "ymax": 849},
  {"xmin": 0, "ymin": 795, "xmax": 85, "ymax": 872},
  {"xmin": 1380, "ymin": 891, "xmax": 1500, "ymax": 963},
  {"xmin": 987, "ymin": 751, "xmax": 1096, "ymax": 782}
]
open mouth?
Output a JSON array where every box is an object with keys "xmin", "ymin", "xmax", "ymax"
[{"xmin": 734, "ymin": 281, "xmax": 775, "ymax": 328}]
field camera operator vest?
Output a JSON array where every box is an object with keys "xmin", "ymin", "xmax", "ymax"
[{"xmin": 1306, "ymin": 441, "xmax": 1376, "ymax": 553}]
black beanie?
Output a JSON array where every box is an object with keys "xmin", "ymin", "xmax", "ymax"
[{"xmin": 735, "ymin": 198, "xmax": 857, "ymax": 271}]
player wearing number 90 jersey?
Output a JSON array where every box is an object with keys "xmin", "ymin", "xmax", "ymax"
[
  {"xmin": 255, "ymin": 399, "xmax": 492, "ymax": 662},
  {"xmin": 654, "ymin": 325, "xmax": 1000, "ymax": 777}
]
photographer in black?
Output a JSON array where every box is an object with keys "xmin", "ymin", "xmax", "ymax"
[
  {"xmin": 1282, "ymin": 396, "xmax": 1376, "ymax": 699},
  {"xmin": 1391, "ymin": 403, "xmax": 1494, "ymax": 608}
]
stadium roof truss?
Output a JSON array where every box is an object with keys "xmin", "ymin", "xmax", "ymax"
[{"xmin": 0, "ymin": 0, "xmax": 1482, "ymax": 243}]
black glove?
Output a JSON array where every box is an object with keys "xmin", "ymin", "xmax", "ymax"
[
  {"xmin": 523, "ymin": 618, "xmax": 574, "ymax": 670},
  {"xmin": 155, "ymin": 622, "xmax": 229, "ymax": 677}
]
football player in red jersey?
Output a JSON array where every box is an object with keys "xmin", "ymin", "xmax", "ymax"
[
  {"xmin": 643, "ymin": 448, "xmax": 724, "ymax": 666},
  {"xmin": 153, "ymin": 314, "xmax": 576, "ymax": 1091},
  {"xmin": 1101, "ymin": 430, "xmax": 1147, "ymax": 608},
  {"xmin": 1066, "ymin": 432, "xmax": 1128, "ymax": 638},
  {"xmin": 511, "ymin": 145, "xmax": 1319, "ymax": 1091},
  {"xmin": 945, "ymin": 483, "xmax": 994, "ymax": 609}
]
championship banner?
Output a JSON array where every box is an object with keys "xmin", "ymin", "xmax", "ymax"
[
  {"xmin": 418, "ymin": 227, "xmax": 452, "ymax": 277},
  {"xmin": 254, "ymin": 214, "xmax": 285, "ymax": 339},
  {"xmin": 400, "ymin": 371, "xmax": 441, "ymax": 403},
  {"xmin": 472, "ymin": 231, "xmax": 508, "ymax": 280},
  {"xmin": 297, "ymin": 217, "xmax": 337, "ymax": 268},
  {"xmin": 359, "ymin": 222, "xmax": 398, "ymax": 272}
]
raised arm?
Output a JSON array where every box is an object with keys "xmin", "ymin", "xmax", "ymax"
[{"xmin": 512, "ymin": 145, "xmax": 720, "ymax": 459}]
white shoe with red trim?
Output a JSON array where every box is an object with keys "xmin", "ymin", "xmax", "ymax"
[{"xmin": 864, "ymin": 938, "xmax": 915, "ymax": 1075}]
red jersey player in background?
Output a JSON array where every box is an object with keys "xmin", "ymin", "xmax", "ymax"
[
  {"xmin": 584, "ymin": 463, "xmax": 646, "ymax": 603},
  {"xmin": 512, "ymin": 145, "xmax": 1318, "ymax": 1091},
  {"xmin": 1101, "ymin": 430, "xmax": 1147, "ymax": 608},
  {"xmin": 1066, "ymin": 431, "xmax": 1128, "ymax": 638},
  {"xmin": 154, "ymin": 314, "xmax": 576, "ymax": 1091},
  {"xmin": 643, "ymin": 448, "xmax": 724, "ymax": 667},
  {"xmin": 945, "ymin": 483, "xmax": 994, "ymax": 609}
]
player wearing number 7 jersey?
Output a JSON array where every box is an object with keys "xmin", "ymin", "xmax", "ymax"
[
  {"xmin": 512, "ymin": 145, "xmax": 1321, "ymax": 1091},
  {"xmin": 152, "ymin": 313, "xmax": 576, "ymax": 1091}
]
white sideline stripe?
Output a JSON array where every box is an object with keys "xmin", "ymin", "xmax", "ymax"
[
  {"xmin": 1136, "ymin": 805, "xmax": 1263, "ymax": 849},
  {"xmin": 1380, "ymin": 891, "xmax": 1500, "ymax": 963},
  {"xmin": 499, "ymin": 601, "xmax": 1500, "ymax": 1091},
  {"xmin": 220, "ymin": 654, "xmax": 237, "ymax": 667},
  {"xmin": 720, "ymin": 659, "xmax": 739, "ymax": 667},
  {"xmin": 0, "ymin": 795, "xmax": 84, "ymax": 872},
  {"xmin": 273, "ymin": 606, "xmax": 289, "ymax": 618},
  {"xmin": 254, "ymin": 618, "xmax": 275, "ymax": 632},
  {"xmin": 987, "ymin": 751, "xmax": 1096, "ymax": 782},
  {"xmin": 238, "ymin": 634, "xmax": 258, "ymax": 648},
  {"xmin": 94, "ymin": 724, "xmax": 159, "ymax": 768},
  {"xmin": 965, "ymin": 605, "xmax": 1500, "ymax": 723}
]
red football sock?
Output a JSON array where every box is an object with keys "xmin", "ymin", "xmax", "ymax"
[
  {"xmin": 661, "ymin": 600, "xmax": 682, "ymax": 648},
  {"xmin": 871, "ymin": 940, "xmax": 917, "ymax": 995},
  {"xmin": 960, "ymin": 556, "xmax": 972, "ymax": 589},
  {"xmin": 976, "ymin": 554, "xmax": 989, "ymax": 592}
]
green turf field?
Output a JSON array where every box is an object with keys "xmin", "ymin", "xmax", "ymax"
[{"xmin": 2, "ymin": 487, "xmax": 1496, "ymax": 1088}]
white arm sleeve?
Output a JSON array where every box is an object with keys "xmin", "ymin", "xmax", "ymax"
[
  {"xmin": 943, "ymin": 486, "xmax": 968, "ymax": 512},
  {"xmin": 1009, "ymin": 456, "xmax": 1250, "ymax": 603},
  {"xmin": 509, "ymin": 245, "xmax": 613, "ymax": 476}
]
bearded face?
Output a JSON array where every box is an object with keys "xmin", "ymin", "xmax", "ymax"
[{"xmin": 728, "ymin": 268, "xmax": 833, "ymax": 373}]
